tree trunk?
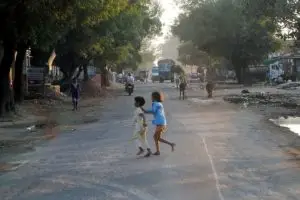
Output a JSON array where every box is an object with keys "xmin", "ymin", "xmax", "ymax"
[
  {"xmin": 69, "ymin": 63, "xmax": 77, "ymax": 81},
  {"xmin": 14, "ymin": 45, "xmax": 27, "ymax": 103},
  {"xmin": 234, "ymin": 65, "xmax": 243, "ymax": 84},
  {"xmin": 102, "ymin": 68, "xmax": 109, "ymax": 87},
  {"xmin": 0, "ymin": 41, "xmax": 15, "ymax": 116},
  {"xmin": 232, "ymin": 58, "xmax": 247, "ymax": 84},
  {"xmin": 75, "ymin": 66, "xmax": 83, "ymax": 79},
  {"xmin": 83, "ymin": 64, "xmax": 89, "ymax": 81}
]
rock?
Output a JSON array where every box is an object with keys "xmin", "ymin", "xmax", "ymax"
[
  {"xmin": 241, "ymin": 89, "xmax": 250, "ymax": 94},
  {"xmin": 26, "ymin": 125, "xmax": 36, "ymax": 132}
]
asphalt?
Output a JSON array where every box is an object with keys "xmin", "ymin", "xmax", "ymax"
[{"xmin": 0, "ymin": 83, "xmax": 300, "ymax": 200}]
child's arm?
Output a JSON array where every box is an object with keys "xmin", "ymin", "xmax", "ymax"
[
  {"xmin": 141, "ymin": 107, "xmax": 153, "ymax": 114},
  {"xmin": 138, "ymin": 113, "xmax": 147, "ymax": 127}
]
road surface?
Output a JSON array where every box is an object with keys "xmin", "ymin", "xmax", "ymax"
[{"xmin": 0, "ymin": 83, "xmax": 300, "ymax": 200}]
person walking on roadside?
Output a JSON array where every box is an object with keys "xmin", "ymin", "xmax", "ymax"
[
  {"xmin": 142, "ymin": 91, "xmax": 175, "ymax": 155},
  {"xmin": 132, "ymin": 96, "xmax": 152, "ymax": 157},
  {"xmin": 179, "ymin": 73, "xmax": 187, "ymax": 100},
  {"xmin": 70, "ymin": 78, "xmax": 80, "ymax": 111},
  {"xmin": 175, "ymin": 74, "xmax": 180, "ymax": 89}
]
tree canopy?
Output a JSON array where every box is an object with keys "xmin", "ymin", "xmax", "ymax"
[
  {"xmin": 0, "ymin": 0, "xmax": 162, "ymax": 115},
  {"xmin": 172, "ymin": 0, "xmax": 290, "ymax": 83},
  {"xmin": 177, "ymin": 41, "xmax": 209, "ymax": 67}
]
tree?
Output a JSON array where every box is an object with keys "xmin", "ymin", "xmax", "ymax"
[
  {"xmin": 177, "ymin": 41, "xmax": 209, "ymax": 67},
  {"xmin": 0, "ymin": 0, "xmax": 161, "ymax": 115},
  {"xmin": 54, "ymin": 0, "xmax": 130, "ymax": 81},
  {"xmin": 0, "ymin": 0, "xmax": 89, "ymax": 113},
  {"xmin": 138, "ymin": 43, "xmax": 157, "ymax": 70},
  {"xmin": 172, "ymin": 0, "xmax": 281, "ymax": 83},
  {"xmin": 55, "ymin": 0, "xmax": 161, "ymax": 82}
]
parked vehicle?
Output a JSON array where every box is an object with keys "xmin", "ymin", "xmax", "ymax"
[
  {"xmin": 138, "ymin": 70, "xmax": 148, "ymax": 82},
  {"xmin": 249, "ymin": 64, "xmax": 284, "ymax": 82},
  {"xmin": 151, "ymin": 66, "xmax": 160, "ymax": 82}
]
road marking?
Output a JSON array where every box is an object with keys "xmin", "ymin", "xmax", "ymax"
[
  {"xmin": 202, "ymin": 136, "xmax": 225, "ymax": 200},
  {"xmin": 108, "ymin": 183, "xmax": 162, "ymax": 200}
]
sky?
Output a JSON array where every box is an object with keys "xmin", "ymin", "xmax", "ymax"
[{"xmin": 151, "ymin": 0, "xmax": 181, "ymax": 53}]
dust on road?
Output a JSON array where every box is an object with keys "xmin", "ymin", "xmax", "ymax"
[{"xmin": 0, "ymin": 83, "xmax": 299, "ymax": 200}]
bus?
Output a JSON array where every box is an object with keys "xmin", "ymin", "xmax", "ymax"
[
  {"xmin": 151, "ymin": 66, "xmax": 159, "ymax": 82},
  {"xmin": 157, "ymin": 59, "xmax": 175, "ymax": 82}
]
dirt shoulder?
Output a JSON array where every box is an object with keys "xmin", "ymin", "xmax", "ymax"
[
  {"xmin": 222, "ymin": 88, "xmax": 300, "ymax": 118},
  {"xmin": 0, "ymin": 80, "xmax": 122, "ymax": 159},
  {"xmin": 184, "ymin": 83, "xmax": 300, "ymax": 158}
]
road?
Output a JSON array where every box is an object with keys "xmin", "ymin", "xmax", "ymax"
[{"xmin": 1, "ymin": 83, "xmax": 300, "ymax": 200}]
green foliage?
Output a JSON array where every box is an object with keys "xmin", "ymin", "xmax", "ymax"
[
  {"xmin": 172, "ymin": 65, "xmax": 184, "ymax": 74},
  {"xmin": 173, "ymin": 0, "xmax": 282, "ymax": 83},
  {"xmin": 0, "ymin": 0, "xmax": 161, "ymax": 74},
  {"xmin": 54, "ymin": 0, "xmax": 161, "ymax": 73},
  {"xmin": 177, "ymin": 41, "xmax": 209, "ymax": 66}
]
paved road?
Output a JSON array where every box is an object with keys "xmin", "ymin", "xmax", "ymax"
[{"xmin": 1, "ymin": 83, "xmax": 300, "ymax": 200}]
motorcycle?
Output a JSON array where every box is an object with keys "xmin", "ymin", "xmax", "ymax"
[{"xmin": 126, "ymin": 83, "xmax": 134, "ymax": 95}]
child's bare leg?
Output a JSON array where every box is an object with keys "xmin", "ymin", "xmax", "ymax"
[
  {"xmin": 158, "ymin": 138, "xmax": 176, "ymax": 152},
  {"xmin": 154, "ymin": 126, "xmax": 176, "ymax": 154},
  {"xmin": 153, "ymin": 132, "xmax": 160, "ymax": 155}
]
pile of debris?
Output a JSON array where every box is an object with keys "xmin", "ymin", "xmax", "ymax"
[
  {"xmin": 80, "ymin": 75, "xmax": 112, "ymax": 98},
  {"xmin": 80, "ymin": 75, "xmax": 122, "ymax": 98},
  {"xmin": 224, "ymin": 91, "xmax": 299, "ymax": 108},
  {"xmin": 277, "ymin": 82, "xmax": 300, "ymax": 90}
]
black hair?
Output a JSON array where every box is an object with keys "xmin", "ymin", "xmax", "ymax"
[
  {"xmin": 134, "ymin": 96, "xmax": 146, "ymax": 106},
  {"xmin": 151, "ymin": 91, "xmax": 164, "ymax": 102}
]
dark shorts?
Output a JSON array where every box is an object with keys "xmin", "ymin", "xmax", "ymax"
[
  {"xmin": 179, "ymin": 83, "xmax": 186, "ymax": 90},
  {"xmin": 154, "ymin": 125, "xmax": 167, "ymax": 137},
  {"xmin": 72, "ymin": 93, "xmax": 79, "ymax": 102}
]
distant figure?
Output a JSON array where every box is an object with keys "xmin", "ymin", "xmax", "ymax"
[
  {"xmin": 206, "ymin": 68, "xmax": 216, "ymax": 98},
  {"xmin": 126, "ymin": 73, "xmax": 135, "ymax": 84},
  {"xmin": 175, "ymin": 74, "xmax": 180, "ymax": 89},
  {"xmin": 71, "ymin": 78, "xmax": 80, "ymax": 111},
  {"xmin": 125, "ymin": 72, "xmax": 135, "ymax": 91},
  {"xmin": 179, "ymin": 74, "xmax": 187, "ymax": 100},
  {"xmin": 206, "ymin": 81, "xmax": 215, "ymax": 98}
]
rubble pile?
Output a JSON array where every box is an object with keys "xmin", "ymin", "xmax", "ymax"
[
  {"xmin": 224, "ymin": 92, "xmax": 299, "ymax": 108},
  {"xmin": 277, "ymin": 82, "xmax": 300, "ymax": 90}
]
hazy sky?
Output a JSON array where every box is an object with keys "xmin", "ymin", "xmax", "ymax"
[{"xmin": 152, "ymin": 0, "xmax": 181, "ymax": 50}]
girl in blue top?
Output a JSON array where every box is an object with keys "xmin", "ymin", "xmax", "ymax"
[{"xmin": 143, "ymin": 91, "xmax": 175, "ymax": 155}]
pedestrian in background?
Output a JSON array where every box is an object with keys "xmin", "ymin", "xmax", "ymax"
[
  {"xmin": 70, "ymin": 78, "xmax": 80, "ymax": 111},
  {"xmin": 143, "ymin": 91, "xmax": 175, "ymax": 155},
  {"xmin": 175, "ymin": 74, "xmax": 180, "ymax": 89},
  {"xmin": 179, "ymin": 73, "xmax": 187, "ymax": 100}
]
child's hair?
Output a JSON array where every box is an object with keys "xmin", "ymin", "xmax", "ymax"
[
  {"xmin": 134, "ymin": 96, "xmax": 146, "ymax": 106},
  {"xmin": 152, "ymin": 91, "xmax": 164, "ymax": 102}
]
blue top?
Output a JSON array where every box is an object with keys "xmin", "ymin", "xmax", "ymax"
[{"xmin": 147, "ymin": 101, "xmax": 167, "ymax": 125}]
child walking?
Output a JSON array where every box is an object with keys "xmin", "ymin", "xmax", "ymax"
[
  {"xmin": 143, "ymin": 91, "xmax": 175, "ymax": 155},
  {"xmin": 71, "ymin": 78, "xmax": 80, "ymax": 111},
  {"xmin": 133, "ymin": 96, "xmax": 152, "ymax": 157}
]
